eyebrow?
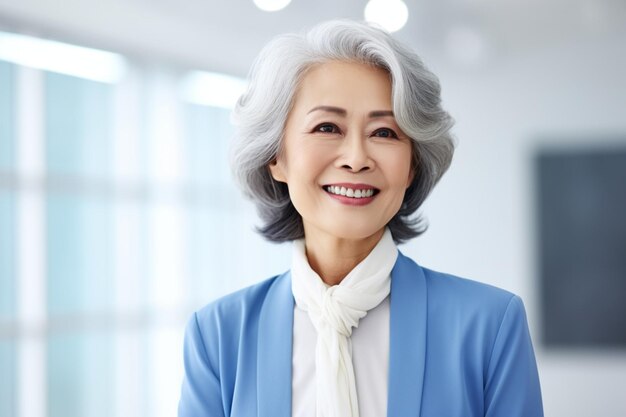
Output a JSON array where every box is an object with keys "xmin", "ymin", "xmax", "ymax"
[
  {"xmin": 307, "ymin": 106, "xmax": 394, "ymax": 118},
  {"xmin": 368, "ymin": 110, "xmax": 394, "ymax": 118}
]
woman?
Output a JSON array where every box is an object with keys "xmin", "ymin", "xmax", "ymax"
[{"xmin": 178, "ymin": 20, "xmax": 543, "ymax": 417}]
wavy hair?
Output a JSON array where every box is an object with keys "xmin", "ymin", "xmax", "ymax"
[{"xmin": 230, "ymin": 20, "xmax": 455, "ymax": 243}]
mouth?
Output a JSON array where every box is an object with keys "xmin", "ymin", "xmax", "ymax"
[{"xmin": 322, "ymin": 184, "xmax": 380, "ymax": 199}]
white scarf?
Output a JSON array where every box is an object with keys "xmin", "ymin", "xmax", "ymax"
[{"xmin": 291, "ymin": 228, "xmax": 398, "ymax": 417}]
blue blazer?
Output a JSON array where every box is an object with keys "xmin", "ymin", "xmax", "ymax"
[{"xmin": 179, "ymin": 252, "xmax": 543, "ymax": 417}]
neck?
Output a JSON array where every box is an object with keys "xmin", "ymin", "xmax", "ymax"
[{"xmin": 303, "ymin": 227, "xmax": 386, "ymax": 286}]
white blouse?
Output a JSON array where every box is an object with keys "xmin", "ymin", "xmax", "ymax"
[{"xmin": 292, "ymin": 296, "xmax": 390, "ymax": 417}]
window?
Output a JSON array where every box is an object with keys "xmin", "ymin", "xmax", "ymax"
[
  {"xmin": 0, "ymin": 33, "xmax": 290, "ymax": 417},
  {"xmin": 0, "ymin": 58, "xmax": 17, "ymax": 417}
]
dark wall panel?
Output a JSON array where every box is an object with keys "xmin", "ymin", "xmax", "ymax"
[{"xmin": 536, "ymin": 146, "xmax": 626, "ymax": 347}]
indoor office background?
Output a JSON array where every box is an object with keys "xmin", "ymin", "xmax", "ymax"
[{"xmin": 0, "ymin": 0, "xmax": 625, "ymax": 416}]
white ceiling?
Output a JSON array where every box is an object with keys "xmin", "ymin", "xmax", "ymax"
[{"xmin": 0, "ymin": 0, "xmax": 625, "ymax": 76}]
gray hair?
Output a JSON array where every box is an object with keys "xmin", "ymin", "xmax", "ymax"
[{"xmin": 230, "ymin": 20, "xmax": 455, "ymax": 244}]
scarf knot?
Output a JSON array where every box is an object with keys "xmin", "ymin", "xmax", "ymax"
[{"xmin": 317, "ymin": 286, "xmax": 361, "ymax": 337}]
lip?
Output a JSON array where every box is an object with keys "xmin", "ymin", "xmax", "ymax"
[{"xmin": 322, "ymin": 182, "xmax": 379, "ymax": 206}]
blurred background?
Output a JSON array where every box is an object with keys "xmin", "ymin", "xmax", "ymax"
[{"xmin": 0, "ymin": 0, "xmax": 625, "ymax": 416}]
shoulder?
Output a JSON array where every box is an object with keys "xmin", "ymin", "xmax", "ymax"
[
  {"xmin": 423, "ymin": 265, "xmax": 516, "ymax": 310},
  {"xmin": 194, "ymin": 272, "xmax": 288, "ymax": 329},
  {"xmin": 180, "ymin": 273, "xmax": 290, "ymax": 415},
  {"xmin": 397, "ymin": 252, "xmax": 522, "ymax": 326},
  {"xmin": 395, "ymin": 255, "xmax": 543, "ymax": 414},
  {"xmin": 183, "ymin": 272, "xmax": 289, "ymax": 377}
]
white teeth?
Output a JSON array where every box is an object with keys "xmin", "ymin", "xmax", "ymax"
[{"xmin": 325, "ymin": 186, "xmax": 375, "ymax": 199}]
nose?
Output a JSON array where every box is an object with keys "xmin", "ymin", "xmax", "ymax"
[{"xmin": 337, "ymin": 132, "xmax": 372, "ymax": 173}]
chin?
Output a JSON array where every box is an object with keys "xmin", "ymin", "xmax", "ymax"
[{"xmin": 321, "ymin": 221, "xmax": 386, "ymax": 242}]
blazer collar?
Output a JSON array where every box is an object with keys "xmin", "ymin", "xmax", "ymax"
[
  {"xmin": 257, "ymin": 271, "xmax": 294, "ymax": 417},
  {"xmin": 256, "ymin": 252, "xmax": 427, "ymax": 417},
  {"xmin": 387, "ymin": 252, "xmax": 428, "ymax": 417}
]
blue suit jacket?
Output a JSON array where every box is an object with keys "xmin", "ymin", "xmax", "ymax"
[{"xmin": 179, "ymin": 252, "xmax": 543, "ymax": 417}]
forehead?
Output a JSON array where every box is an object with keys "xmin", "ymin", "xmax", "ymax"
[{"xmin": 292, "ymin": 60, "xmax": 393, "ymax": 112}]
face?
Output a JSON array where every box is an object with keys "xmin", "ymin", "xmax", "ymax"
[{"xmin": 269, "ymin": 61, "xmax": 414, "ymax": 242}]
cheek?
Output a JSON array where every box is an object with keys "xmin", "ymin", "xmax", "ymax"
[
  {"xmin": 384, "ymin": 154, "xmax": 413, "ymax": 211},
  {"xmin": 292, "ymin": 145, "xmax": 330, "ymax": 178},
  {"xmin": 383, "ymin": 149, "xmax": 413, "ymax": 186},
  {"xmin": 280, "ymin": 147, "xmax": 327, "ymax": 202}
]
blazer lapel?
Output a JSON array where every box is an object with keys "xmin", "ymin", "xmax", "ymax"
[
  {"xmin": 387, "ymin": 252, "xmax": 428, "ymax": 417},
  {"xmin": 256, "ymin": 255, "xmax": 427, "ymax": 417},
  {"xmin": 257, "ymin": 272, "xmax": 294, "ymax": 417}
]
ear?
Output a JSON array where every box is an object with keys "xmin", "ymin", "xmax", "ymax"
[{"xmin": 268, "ymin": 158, "xmax": 287, "ymax": 183}]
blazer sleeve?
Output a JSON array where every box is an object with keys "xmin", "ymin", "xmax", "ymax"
[
  {"xmin": 178, "ymin": 312, "xmax": 226, "ymax": 417},
  {"xmin": 484, "ymin": 295, "xmax": 544, "ymax": 417}
]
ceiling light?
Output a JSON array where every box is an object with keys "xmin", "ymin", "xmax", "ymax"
[
  {"xmin": 180, "ymin": 71, "xmax": 247, "ymax": 109},
  {"xmin": 364, "ymin": 0, "xmax": 409, "ymax": 33},
  {"xmin": 253, "ymin": 0, "xmax": 291, "ymax": 12},
  {"xmin": 0, "ymin": 31, "xmax": 126, "ymax": 84}
]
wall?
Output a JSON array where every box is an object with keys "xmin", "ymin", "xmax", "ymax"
[{"xmin": 404, "ymin": 30, "xmax": 626, "ymax": 416}]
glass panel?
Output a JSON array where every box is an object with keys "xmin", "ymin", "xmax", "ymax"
[
  {"xmin": 184, "ymin": 104, "xmax": 235, "ymax": 189},
  {"xmin": 0, "ymin": 341, "xmax": 16, "ymax": 417},
  {"xmin": 187, "ymin": 205, "xmax": 231, "ymax": 305},
  {"xmin": 45, "ymin": 70, "xmax": 114, "ymax": 315},
  {"xmin": 45, "ymin": 72, "xmax": 112, "ymax": 179},
  {"xmin": 47, "ymin": 193, "xmax": 113, "ymax": 315},
  {"xmin": 0, "ymin": 60, "xmax": 14, "ymax": 170},
  {"xmin": 182, "ymin": 99, "xmax": 293, "ymax": 305},
  {"xmin": 47, "ymin": 330, "xmax": 114, "ymax": 417},
  {"xmin": 184, "ymin": 103, "xmax": 249, "ymax": 303},
  {"xmin": 0, "ymin": 191, "xmax": 15, "ymax": 318},
  {"xmin": 113, "ymin": 328, "xmax": 145, "ymax": 417},
  {"xmin": 146, "ymin": 200, "xmax": 185, "ymax": 310},
  {"xmin": 146, "ymin": 325, "xmax": 184, "ymax": 417}
]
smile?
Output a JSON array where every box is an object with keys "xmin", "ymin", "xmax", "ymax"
[{"xmin": 323, "ymin": 185, "xmax": 379, "ymax": 199}]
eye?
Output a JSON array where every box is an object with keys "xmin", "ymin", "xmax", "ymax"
[
  {"xmin": 372, "ymin": 128, "xmax": 399, "ymax": 139},
  {"xmin": 314, "ymin": 123, "xmax": 340, "ymax": 134}
]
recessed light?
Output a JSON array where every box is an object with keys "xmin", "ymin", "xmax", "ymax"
[
  {"xmin": 364, "ymin": 0, "xmax": 409, "ymax": 33},
  {"xmin": 253, "ymin": 0, "xmax": 292, "ymax": 12}
]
